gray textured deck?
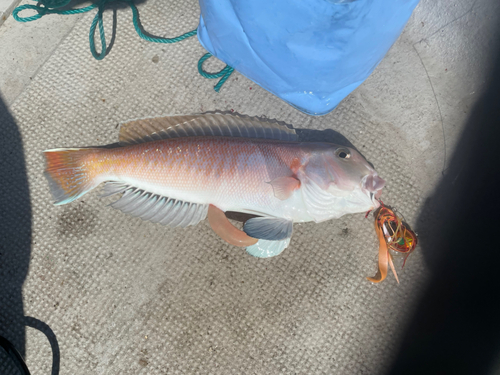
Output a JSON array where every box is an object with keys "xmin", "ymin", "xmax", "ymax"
[{"xmin": 1, "ymin": 0, "xmax": 498, "ymax": 373}]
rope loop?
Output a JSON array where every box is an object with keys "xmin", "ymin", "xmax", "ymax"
[{"xmin": 198, "ymin": 53, "xmax": 234, "ymax": 92}]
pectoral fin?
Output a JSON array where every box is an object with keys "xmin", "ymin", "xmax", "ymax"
[
  {"xmin": 268, "ymin": 176, "xmax": 300, "ymax": 200},
  {"xmin": 243, "ymin": 217, "xmax": 293, "ymax": 241}
]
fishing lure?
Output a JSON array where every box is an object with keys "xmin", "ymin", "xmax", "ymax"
[{"xmin": 367, "ymin": 202, "xmax": 418, "ymax": 283}]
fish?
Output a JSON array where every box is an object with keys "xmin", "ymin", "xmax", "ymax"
[{"xmin": 43, "ymin": 112, "xmax": 385, "ymax": 257}]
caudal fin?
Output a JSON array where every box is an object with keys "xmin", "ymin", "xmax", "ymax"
[{"xmin": 43, "ymin": 148, "xmax": 100, "ymax": 205}]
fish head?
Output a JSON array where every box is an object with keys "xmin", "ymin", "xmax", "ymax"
[{"xmin": 303, "ymin": 144, "xmax": 385, "ymax": 213}]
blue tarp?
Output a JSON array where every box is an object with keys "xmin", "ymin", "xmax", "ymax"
[{"xmin": 198, "ymin": 0, "xmax": 420, "ymax": 115}]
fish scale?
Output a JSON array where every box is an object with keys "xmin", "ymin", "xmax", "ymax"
[{"xmin": 87, "ymin": 138, "xmax": 294, "ymax": 211}]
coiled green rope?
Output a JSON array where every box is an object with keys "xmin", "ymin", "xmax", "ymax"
[{"xmin": 13, "ymin": 0, "xmax": 233, "ymax": 91}]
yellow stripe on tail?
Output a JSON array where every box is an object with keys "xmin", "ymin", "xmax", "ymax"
[{"xmin": 43, "ymin": 148, "xmax": 100, "ymax": 205}]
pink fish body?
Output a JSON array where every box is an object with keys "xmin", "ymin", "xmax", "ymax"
[{"xmin": 44, "ymin": 113, "xmax": 384, "ymax": 257}]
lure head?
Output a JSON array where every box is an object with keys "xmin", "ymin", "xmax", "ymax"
[{"xmin": 301, "ymin": 143, "xmax": 385, "ymax": 219}]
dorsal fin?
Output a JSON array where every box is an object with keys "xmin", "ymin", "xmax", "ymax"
[{"xmin": 118, "ymin": 111, "xmax": 298, "ymax": 145}]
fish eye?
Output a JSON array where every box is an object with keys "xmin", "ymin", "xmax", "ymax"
[{"xmin": 336, "ymin": 148, "xmax": 351, "ymax": 159}]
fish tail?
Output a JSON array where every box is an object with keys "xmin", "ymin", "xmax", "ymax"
[{"xmin": 43, "ymin": 148, "xmax": 101, "ymax": 205}]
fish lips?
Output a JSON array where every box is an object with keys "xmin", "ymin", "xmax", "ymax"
[{"xmin": 362, "ymin": 174, "xmax": 385, "ymax": 203}]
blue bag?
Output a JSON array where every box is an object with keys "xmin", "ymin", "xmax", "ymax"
[{"xmin": 197, "ymin": 0, "xmax": 419, "ymax": 115}]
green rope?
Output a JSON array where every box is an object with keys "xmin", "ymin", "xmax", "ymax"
[
  {"xmin": 13, "ymin": 0, "xmax": 233, "ymax": 91},
  {"xmin": 126, "ymin": 1, "xmax": 197, "ymax": 44},
  {"xmin": 198, "ymin": 53, "xmax": 234, "ymax": 93},
  {"xmin": 13, "ymin": 1, "xmax": 95, "ymax": 22},
  {"xmin": 88, "ymin": 1, "xmax": 105, "ymax": 60}
]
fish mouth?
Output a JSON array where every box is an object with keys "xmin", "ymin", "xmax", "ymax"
[
  {"xmin": 369, "ymin": 192, "xmax": 381, "ymax": 209},
  {"xmin": 362, "ymin": 174, "xmax": 385, "ymax": 206}
]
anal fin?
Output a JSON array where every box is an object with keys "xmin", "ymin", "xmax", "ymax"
[{"xmin": 104, "ymin": 182, "xmax": 208, "ymax": 228}]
